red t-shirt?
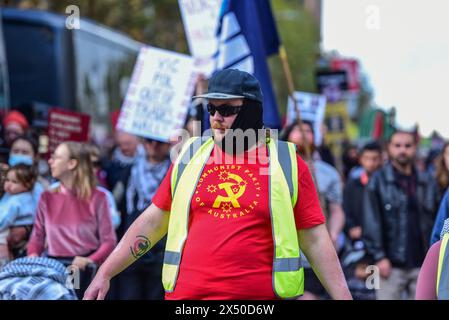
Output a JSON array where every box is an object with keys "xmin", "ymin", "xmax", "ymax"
[{"xmin": 152, "ymin": 144, "xmax": 325, "ymax": 300}]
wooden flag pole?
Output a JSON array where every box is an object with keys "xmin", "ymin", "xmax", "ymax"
[
  {"xmin": 278, "ymin": 45, "xmax": 312, "ymax": 162},
  {"xmin": 278, "ymin": 45, "xmax": 327, "ymax": 220}
]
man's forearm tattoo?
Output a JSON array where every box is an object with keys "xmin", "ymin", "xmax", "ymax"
[{"xmin": 130, "ymin": 235, "xmax": 152, "ymax": 260}]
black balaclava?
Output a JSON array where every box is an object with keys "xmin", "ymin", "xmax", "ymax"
[{"xmin": 217, "ymin": 99, "xmax": 264, "ymax": 155}]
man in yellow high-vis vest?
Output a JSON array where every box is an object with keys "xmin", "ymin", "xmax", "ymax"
[{"xmin": 84, "ymin": 69, "xmax": 352, "ymax": 300}]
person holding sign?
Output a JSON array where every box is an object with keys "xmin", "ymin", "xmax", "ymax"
[{"xmin": 84, "ymin": 69, "xmax": 351, "ymax": 300}]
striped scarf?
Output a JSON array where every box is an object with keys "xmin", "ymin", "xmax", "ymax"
[{"xmin": 126, "ymin": 156, "xmax": 171, "ymax": 214}]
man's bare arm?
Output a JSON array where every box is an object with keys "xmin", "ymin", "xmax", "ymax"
[
  {"xmin": 84, "ymin": 203, "xmax": 169, "ymax": 299},
  {"xmin": 298, "ymin": 224, "xmax": 352, "ymax": 300}
]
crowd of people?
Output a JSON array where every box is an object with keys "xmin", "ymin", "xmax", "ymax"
[{"xmin": 0, "ymin": 69, "xmax": 448, "ymax": 300}]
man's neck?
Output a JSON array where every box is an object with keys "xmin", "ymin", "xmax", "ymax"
[{"xmin": 392, "ymin": 161, "xmax": 413, "ymax": 176}]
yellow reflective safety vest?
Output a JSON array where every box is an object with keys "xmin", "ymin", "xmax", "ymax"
[
  {"xmin": 437, "ymin": 232, "xmax": 449, "ymax": 299},
  {"xmin": 162, "ymin": 136, "xmax": 304, "ymax": 299}
]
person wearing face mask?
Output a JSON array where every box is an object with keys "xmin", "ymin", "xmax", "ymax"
[
  {"xmin": 8, "ymin": 136, "xmax": 47, "ymax": 207},
  {"xmin": 3, "ymin": 136, "xmax": 47, "ymax": 259},
  {"xmin": 84, "ymin": 69, "xmax": 351, "ymax": 300}
]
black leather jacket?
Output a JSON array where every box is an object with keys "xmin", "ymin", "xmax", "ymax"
[{"xmin": 362, "ymin": 163, "xmax": 439, "ymax": 265}]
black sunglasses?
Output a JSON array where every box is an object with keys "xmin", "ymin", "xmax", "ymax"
[{"xmin": 207, "ymin": 103, "xmax": 242, "ymax": 117}]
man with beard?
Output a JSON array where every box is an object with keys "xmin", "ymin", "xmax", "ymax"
[
  {"xmin": 362, "ymin": 130, "xmax": 439, "ymax": 299},
  {"xmin": 84, "ymin": 69, "xmax": 351, "ymax": 300}
]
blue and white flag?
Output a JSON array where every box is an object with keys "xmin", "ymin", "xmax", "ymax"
[{"xmin": 210, "ymin": 0, "xmax": 281, "ymax": 129}]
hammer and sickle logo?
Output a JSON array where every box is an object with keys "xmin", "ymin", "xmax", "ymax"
[{"xmin": 213, "ymin": 173, "xmax": 246, "ymax": 209}]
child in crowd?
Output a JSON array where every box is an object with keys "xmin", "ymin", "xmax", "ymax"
[{"xmin": 0, "ymin": 164, "xmax": 37, "ymax": 267}]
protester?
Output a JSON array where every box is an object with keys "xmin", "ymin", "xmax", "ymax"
[
  {"xmin": 0, "ymin": 164, "xmax": 37, "ymax": 268},
  {"xmin": 50, "ymin": 144, "xmax": 121, "ymax": 230},
  {"xmin": 343, "ymin": 141, "xmax": 383, "ymax": 241},
  {"xmin": 0, "ymin": 111, "xmax": 30, "ymax": 165},
  {"xmin": 416, "ymin": 218, "xmax": 449, "ymax": 300},
  {"xmin": 362, "ymin": 130, "xmax": 440, "ymax": 299},
  {"xmin": 341, "ymin": 141, "xmax": 382, "ymax": 299},
  {"xmin": 283, "ymin": 120, "xmax": 346, "ymax": 299},
  {"xmin": 2, "ymin": 111, "xmax": 29, "ymax": 148},
  {"xmin": 9, "ymin": 135, "xmax": 49, "ymax": 190},
  {"xmin": 105, "ymin": 130, "xmax": 144, "ymax": 236},
  {"xmin": 27, "ymin": 141, "xmax": 116, "ymax": 299},
  {"xmin": 84, "ymin": 69, "xmax": 352, "ymax": 300},
  {"xmin": 342, "ymin": 143, "xmax": 359, "ymax": 181},
  {"xmin": 6, "ymin": 135, "xmax": 46, "ymax": 258},
  {"xmin": 117, "ymin": 137, "xmax": 171, "ymax": 300}
]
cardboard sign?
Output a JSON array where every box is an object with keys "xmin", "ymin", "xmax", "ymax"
[
  {"xmin": 48, "ymin": 108, "xmax": 90, "ymax": 154},
  {"xmin": 316, "ymin": 70, "xmax": 349, "ymax": 103},
  {"xmin": 324, "ymin": 101, "xmax": 350, "ymax": 144},
  {"xmin": 178, "ymin": 0, "xmax": 223, "ymax": 76},
  {"xmin": 286, "ymin": 92, "xmax": 327, "ymax": 146},
  {"xmin": 331, "ymin": 58, "xmax": 360, "ymax": 92},
  {"xmin": 117, "ymin": 46, "xmax": 197, "ymax": 142}
]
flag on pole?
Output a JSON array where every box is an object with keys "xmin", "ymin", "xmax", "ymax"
[{"xmin": 211, "ymin": 0, "xmax": 281, "ymax": 129}]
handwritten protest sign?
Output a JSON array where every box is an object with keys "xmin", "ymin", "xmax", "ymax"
[
  {"xmin": 48, "ymin": 108, "xmax": 90, "ymax": 154},
  {"xmin": 287, "ymin": 92, "xmax": 327, "ymax": 146},
  {"xmin": 178, "ymin": 0, "xmax": 223, "ymax": 76},
  {"xmin": 117, "ymin": 46, "xmax": 197, "ymax": 142}
]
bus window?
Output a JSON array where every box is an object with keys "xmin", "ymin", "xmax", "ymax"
[{"xmin": 73, "ymin": 21, "xmax": 141, "ymax": 133}]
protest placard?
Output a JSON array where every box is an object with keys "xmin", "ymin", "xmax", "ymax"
[
  {"xmin": 117, "ymin": 46, "xmax": 197, "ymax": 142},
  {"xmin": 324, "ymin": 101, "xmax": 350, "ymax": 144},
  {"xmin": 315, "ymin": 70, "xmax": 349, "ymax": 103},
  {"xmin": 178, "ymin": 0, "xmax": 223, "ymax": 76},
  {"xmin": 331, "ymin": 58, "xmax": 360, "ymax": 93},
  {"xmin": 286, "ymin": 91, "xmax": 327, "ymax": 146},
  {"xmin": 48, "ymin": 108, "xmax": 90, "ymax": 154}
]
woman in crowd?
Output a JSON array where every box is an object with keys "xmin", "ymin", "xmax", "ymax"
[{"xmin": 27, "ymin": 141, "xmax": 116, "ymax": 299}]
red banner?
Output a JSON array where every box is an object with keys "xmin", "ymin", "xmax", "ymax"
[
  {"xmin": 48, "ymin": 108, "xmax": 90, "ymax": 154},
  {"xmin": 331, "ymin": 58, "xmax": 360, "ymax": 92}
]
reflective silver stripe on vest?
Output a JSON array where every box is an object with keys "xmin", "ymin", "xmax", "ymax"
[
  {"xmin": 439, "ymin": 240, "xmax": 449, "ymax": 299},
  {"xmin": 164, "ymin": 251, "xmax": 181, "ymax": 266},
  {"xmin": 276, "ymin": 141, "xmax": 293, "ymax": 199},
  {"xmin": 173, "ymin": 137, "xmax": 210, "ymax": 195},
  {"xmin": 273, "ymin": 257, "xmax": 302, "ymax": 272}
]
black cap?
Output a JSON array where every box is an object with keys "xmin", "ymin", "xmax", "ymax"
[{"xmin": 193, "ymin": 69, "xmax": 263, "ymax": 103}]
